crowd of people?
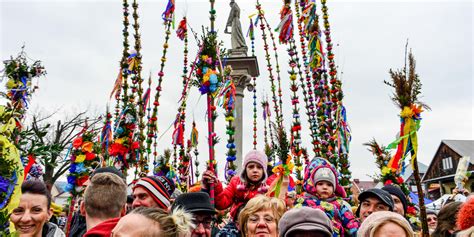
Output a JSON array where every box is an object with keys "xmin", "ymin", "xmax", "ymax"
[{"xmin": 9, "ymin": 151, "xmax": 474, "ymax": 237}]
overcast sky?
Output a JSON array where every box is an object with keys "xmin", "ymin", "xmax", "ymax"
[{"xmin": 1, "ymin": 0, "xmax": 472, "ymax": 181}]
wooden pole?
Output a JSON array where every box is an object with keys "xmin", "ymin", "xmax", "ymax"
[{"xmin": 412, "ymin": 152, "xmax": 429, "ymax": 237}]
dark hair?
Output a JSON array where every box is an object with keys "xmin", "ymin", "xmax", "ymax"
[
  {"xmin": 431, "ymin": 201, "xmax": 463, "ymax": 237},
  {"xmin": 21, "ymin": 180, "xmax": 52, "ymax": 209}
]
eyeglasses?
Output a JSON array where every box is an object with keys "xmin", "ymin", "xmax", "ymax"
[
  {"xmin": 427, "ymin": 217, "xmax": 437, "ymax": 222},
  {"xmin": 195, "ymin": 219, "xmax": 212, "ymax": 228}
]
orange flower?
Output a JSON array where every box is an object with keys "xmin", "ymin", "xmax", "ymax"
[
  {"xmin": 82, "ymin": 141, "xmax": 93, "ymax": 153},
  {"xmin": 411, "ymin": 104, "xmax": 423, "ymax": 118}
]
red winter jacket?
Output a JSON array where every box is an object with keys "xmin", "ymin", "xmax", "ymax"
[
  {"xmin": 83, "ymin": 217, "xmax": 120, "ymax": 237},
  {"xmin": 213, "ymin": 176, "xmax": 269, "ymax": 220}
]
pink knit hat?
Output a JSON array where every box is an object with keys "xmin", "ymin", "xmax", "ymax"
[{"xmin": 239, "ymin": 150, "xmax": 268, "ymax": 184}]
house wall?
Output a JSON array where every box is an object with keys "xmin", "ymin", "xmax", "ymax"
[
  {"xmin": 440, "ymin": 178, "xmax": 474, "ymax": 194},
  {"xmin": 423, "ymin": 142, "xmax": 474, "ymax": 199}
]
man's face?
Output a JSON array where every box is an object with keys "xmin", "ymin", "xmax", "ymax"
[
  {"xmin": 391, "ymin": 195, "xmax": 405, "ymax": 216},
  {"xmin": 191, "ymin": 212, "xmax": 213, "ymax": 237},
  {"xmin": 359, "ymin": 197, "xmax": 390, "ymax": 222},
  {"xmin": 132, "ymin": 187, "xmax": 158, "ymax": 208}
]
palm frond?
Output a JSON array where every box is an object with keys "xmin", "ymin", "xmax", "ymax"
[
  {"xmin": 272, "ymin": 122, "xmax": 290, "ymax": 163},
  {"xmin": 384, "ymin": 49, "xmax": 430, "ymax": 110},
  {"xmin": 363, "ymin": 138, "xmax": 391, "ymax": 169}
]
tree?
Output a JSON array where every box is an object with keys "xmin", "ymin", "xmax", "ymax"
[{"xmin": 18, "ymin": 111, "xmax": 101, "ymax": 190}]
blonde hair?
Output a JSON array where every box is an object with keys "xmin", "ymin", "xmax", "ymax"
[
  {"xmin": 131, "ymin": 207, "xmax": 195, "ymax": 237},
  {"xmin": 238, "ymin": 195, "xmax": 286, "ymax": 237},
  {"xmin": 371, "ymin": 219, "xmax": 414, "ymax": 237},
  {"xmin": 84, "ymin": 172, "xmax": 127, "ymax": 219},
  {"xmin": 358, "ymin": 211, "xmax": 414, "ymax": 237}
]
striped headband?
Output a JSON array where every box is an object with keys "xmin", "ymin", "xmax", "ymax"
[{"xmin": 135, "ymin": 177, "xmax": 172, "ymax": 209}]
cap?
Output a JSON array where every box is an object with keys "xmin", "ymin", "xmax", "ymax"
[{"xmin": 279, "ymin": 207, "xmax": 333, "ymax": 237}]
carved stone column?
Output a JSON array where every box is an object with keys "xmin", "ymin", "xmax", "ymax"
[{"xmin": 225, "ymin": 56, "xmax": 259, "ymax": 172}]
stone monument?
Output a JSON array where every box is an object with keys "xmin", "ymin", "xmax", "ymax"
[{"xmin": 224, "ymin": 0, "xmax": 259, "ymax": 172}]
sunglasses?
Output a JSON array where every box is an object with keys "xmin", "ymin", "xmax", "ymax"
[{"xmin": 427, "ymin": 217, "xmax": 437, "ymax": 222}]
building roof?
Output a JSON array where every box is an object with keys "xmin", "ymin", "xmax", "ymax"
[
  {"xmin": 422, "ymin": 140, "xmax": 474, "ymax": 182},
  {"xmin": 442, "ymin": 140, "xmax": 474, "ymax": 158},
  {"xmin": 353, "ymin": 180, "xmax": 378, "ymax": 192},
  {"xmin": 423, "ymin": 170, "xmax": 474, "ymax": 183}
]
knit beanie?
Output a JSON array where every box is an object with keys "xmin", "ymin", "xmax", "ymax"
[
  {"xmin": 134, "ymin": 176, "xmax": 175, "ymax": 209},
  {"xmin": 312, "ymin": 167, "xmax": 336, "ymax": 188},
  {"xmin": 382, "ymin": 185, "xmax": 408, "ymax": 215},
  {"xmin": 303, "ymin": 157, "xmax": 346, "ymax": 198},
  {"xmin": 357, "ymin": 211, "xmax": 414, "ymax": 237},
  {"xmin": 240, "ymin": 150, "xmax": 268, "ymax": 184}
]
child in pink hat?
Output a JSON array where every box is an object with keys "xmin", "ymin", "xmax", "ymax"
[{"xmin": 202, "ymin": 150, "xmax": 270, "ymax": 221}]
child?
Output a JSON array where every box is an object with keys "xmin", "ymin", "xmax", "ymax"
[
  {"xmin": 300, "ymin": 157, "xmax": 359, "ymax": 237},
  {"xmin": 201, "ymin": 150, "xmax": 269, "ymax": 221}
]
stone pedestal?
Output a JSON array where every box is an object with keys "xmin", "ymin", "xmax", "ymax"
[{"xmin": 225, "ymin": 55, "xmax": 259, "ymax": 171}]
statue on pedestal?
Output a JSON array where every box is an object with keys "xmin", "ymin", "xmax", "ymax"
[{"xmin": 225, "ymin": 0, "xmax": 247, "ymax": 56}]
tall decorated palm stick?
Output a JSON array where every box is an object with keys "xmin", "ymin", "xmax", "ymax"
[
  {"xmin": 175, "ymin": 17, "xmax": 191, "ymax": 191},
  {"xmin": 261, "ymin": 15, "xmax": 285, "ymax": 126},
  {"xmin": 0, "ymin": 49, "xmax": 44, "ymax": 235},
  {"xmin": 109, "ymin": 0, "xmax": 140, "ymax": 176},
  {"xmin": 130, "ymin": 0, "xmax": 147, "ymax": 176},
  {"xmin": 193, "ymin": 0, "xmax": 223, "ymax": 206},
  {"xmin": 218, "ymin": 66, "xmax": 237, "ymax": 182},
  {"xmin": 255, "ymin": 1, "xmax": 283, "ymax": 126},
  {"xmin": 247, "ymin": 17, "xmax": 258, "ymax": 150},
  {"xmin": 111, "ymin": 0, "xmax": 130, "ymax": 123},
  {"xmin": 293, "ymin": 0, "xmax": 319, "ymax": 154},
  {"xmin": 384, "ymin": 48, "xmax": 430, "ymax": 236},
  {"xmin": 146, "ymin": 0, "xmax": 175, "ymax": 166},
  {"xmin": 276, "ymin": 0, "xmax": 304, "ymax": 194},
  {"xmin": 319, "ymin": 0, "xmax": 353, "ymax": 196}
]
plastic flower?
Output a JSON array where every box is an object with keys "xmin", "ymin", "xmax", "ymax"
[
  {"xmin": 400, "ymin": 106, "xmax": 414, "ymax": 118},
  {"xmin": 131, "ymin": 141, "xmax": 140, "ymax": 150},
  {"xmin": 76, "ymin": 176, "xmax": 89, "ymax": 186},
  {"xmin": 382, "ymin": 166, "xmax": 392, "ymax": 175},
  {"xmin": 75, "ymin": 155, "xmax": 86, "ymax": 163},
  {"xmin": 73, "ymin": 137, "xmax": 83, "ymax": 149},
  {"xmin": 85, "ymin": 152, "xmax": 96, "ymax": 161},
  {"xmin": 81, "ymin": 142, "xmax": 93, "ymax": 153}
]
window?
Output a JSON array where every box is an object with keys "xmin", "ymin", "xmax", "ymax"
[{"xmin": 442, "ymin": 157, "xmax": 453, "ymax": 170}]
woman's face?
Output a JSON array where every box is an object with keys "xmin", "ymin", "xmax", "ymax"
[
  {"xmin": 427, "ymin": 214, "xmax": 437, "ymax": 229},
  {"xmin": 373, "ymin": 222, "xmax": 407, "ymax": 237},
  {"xmin": 246, "ymin": 208, "xmax": 278, "ymax": 237},
  {"xmin": 10, "ymin": 193, "xmax": 52, "ymax": 237},
  {"xmin": 246, "ymin": 162, "xmax": 264, "ymax": 183}
]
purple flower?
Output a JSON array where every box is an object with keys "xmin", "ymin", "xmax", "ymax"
[
  {"xmin": 199, "ymin": 85, "xmax": 209, "ymax": 94},
  {"xmin": 67, "ymin": 175, "xmax": 76, "ymax": 185},
  {"xmin": 0, "ymin": 176, "xmax": 10, "ymax": 193},
  {"xmin": 226, "ymin": 169, "xmax": 237, "ymax": 176}
]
